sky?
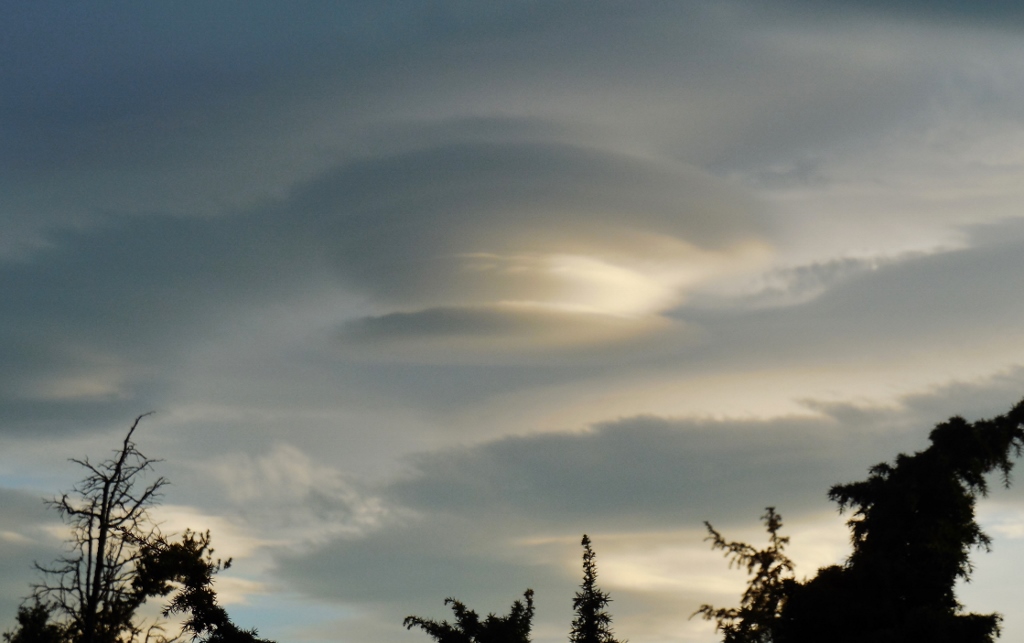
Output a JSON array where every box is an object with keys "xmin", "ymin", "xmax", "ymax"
[{"xmin": 4, "ymin": 1, "xmax": 1024, "ymax": 642}]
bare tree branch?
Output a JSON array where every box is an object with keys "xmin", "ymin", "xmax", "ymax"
[{"xmin": 32, "ymin": 414, "xmax": 169, "ymax": 643}]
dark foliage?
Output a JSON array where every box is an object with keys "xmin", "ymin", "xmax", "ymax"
[
  {"xmin": 569, "ymin": 535, "xmax": 619, "ymax": 643},
  {"xmin": 777, "ymin": 400, "xmax": 1024, "ymax": 643},
  {"xmin": 693, "ymin": 508, "xmax": 795, "ymax": 643},
  {"xmin": 134, "ymin": 531, "xmax": 270, "ymax": 643},
  {"xmin": 700, "ymin": 398, "xmax": 1024, "ymax": 643},
  {"xmin": 404, "ymin": 590, "xmax": 535, "ymax": 643},
  {"xmin": 3, "ymin": 602, "xmax": 65, "ymax": 643}
]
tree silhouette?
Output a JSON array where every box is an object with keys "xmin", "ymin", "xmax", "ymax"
[
  {"xmin": 777, "ymin": 401, "xmax": 1024, "ymax": 643},
  {"xmin": 569, "ymin": 535, "xmax": 619, "ymax": 643},
  {"xmin": 404, "ymin": 590, "xmax": 535, "ymax": 643},
  {"xmin": 692, "ymin": 508, "xmax": 795, "ymax": 643},
  {"xmin": 133, "ymin": 530, "xmax": 270, "ymax": 643},
  {"xmin": 699, "ymin": 399, "xmax": 1024, "ymax": 643},
  {"xmin": 30, "ymin": 414, "xmax": 168, "ymax": 643},
  {"xmin": 3, "ymin": 601, "xmax": 64, "ymax": 643},
  {"xmin": 10, "ymin": 415, "xmax": 267, "ymax": 643}
]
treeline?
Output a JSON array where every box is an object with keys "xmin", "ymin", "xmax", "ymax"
[{"xmin": 7, "ymin": 400, "xmax": 1024, "ymax": 643}]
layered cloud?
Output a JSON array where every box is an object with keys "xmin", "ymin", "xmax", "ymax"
[
  {"xmin": 0, "ymin": 139, "xmax": 769, "ymax": 430},
  {"xmin": 7, "ymin": 156, "xmax": 1024, "ymax": 440},
  {"xmin": 6, "ymin": 3, "xmax": 1024, "ymax": 643}
]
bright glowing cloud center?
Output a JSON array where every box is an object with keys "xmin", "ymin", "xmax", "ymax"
[{"xmin": 464, "ymin": 239, "xmax": 771, "ymax": 320}]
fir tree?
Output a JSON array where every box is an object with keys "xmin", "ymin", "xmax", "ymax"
[
  {"xmin": 778, "ymin": 403, "xmax": 1024, "ymax": 643},
  {"xmin": 697, "ymin": 398, "xmax": 1024, "ymax": 643},
  {"xmin": 692, "ymin": 508, "xmax": 795, "ymax": 643},
  {"xmin": 569, "ymin": 535, "xmax": 619, "ymax": 643},
  {"xmin": 404, "ymin": 590, "xmax": 534, "ymax": 643}
]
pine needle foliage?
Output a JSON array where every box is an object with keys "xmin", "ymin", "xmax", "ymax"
[
  {"xmin": 404, "ymin": 590, "xmax": 535, "ymax": 643},
  {"xmin": 779, "ymin": 402, "xmax": 1024, "ymax": 643},
  {"xmin": 692, "ymin": 508, "xmax": 794, "ymax": 643},
  {"xmin": 697, "ymin": 398, "xmax": 1024, "ymax": 643},
  {"xmin": 569, "ymin": 535, "xmax": 620, "ymax": 643}
]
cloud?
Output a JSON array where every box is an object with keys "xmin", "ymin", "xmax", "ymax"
[
  {"xmin": 0, "ymin": 488, "xmax": 65, "ymax": 622},
  {"xmin": 285, "ymin": 141, "xmax": 772, "ymax": 357},
  {"xmin": 385, "ymin": 408, "xmax": 929, "ymax": 531},
  {"xmin": 202, "ymin": 443, "xmax": 392, "ymax": 543},
  {"xmin": 778, "ymin": 0, "xmax": 1024, "ymax": 28},
  {"xmin": 685, "ymin": 255, "xmax": 888, "ymax": 310},
  {"xmin": 336, "ymin": 305, "xmax": 684, "ymax": 363},
  {"xmin": 0, "ymin": 135, "xmax": 777, "ymax": 435},
  {"xmin": 278, "ymin": 518, "xmax": 551, "ymax": 607},
  {"xmin": 0, "ymin": 213, "xmax": 317, "ymax": 434},
  {"xmin": 10, "ymin": 161, "xmax": 1023, "ymax": 443},
  {"xmin": 669, "ymin": 224, "xmax": 1024, "ymax": 382},
  {"xmin": 288, "ymin": 378, "xmax": 1024, "ymax": 572},
  {"xmin": 287, "ymin": 141, "xmax": 769, "ymax": 298},
  {"xmin": 4, "ymin": 0, "xmax": 1021, "ymax": 263}
]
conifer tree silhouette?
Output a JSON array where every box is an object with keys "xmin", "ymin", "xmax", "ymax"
[
  {"xmin": 692, "ymin": 508, "xmax": 794, "ymax": 643},
  {"xmin": 404, "ymin": 590, "xmax": 535, "ymax": 643},
  {"xmin": 569, "ymin": 535, "xmax": 620, "ymax": 643},
  {"xmin": 133, "ymin": 530, "xmax": 271, "ymax": 643},
  {"xmin": 698, "ymin": 398, "xmax": 1024, "ymax": 643},
  {"xmin": 778, "ymin": 401, "xmax": 1024, "ymax": 643}
]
